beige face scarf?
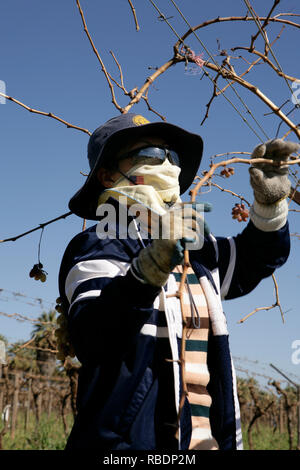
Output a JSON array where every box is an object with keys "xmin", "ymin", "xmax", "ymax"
[{"xmin": 97, "ymin": 159, "xmax": 181, "ymax": 216}]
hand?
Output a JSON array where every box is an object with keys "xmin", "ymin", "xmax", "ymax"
[
  {"xmin": 135, "ymin": 202, "xmax": 212, "ymax": 286},
  {"xmin": 249, "ymin": 139, "xmax": 299, "ymax": 205}
]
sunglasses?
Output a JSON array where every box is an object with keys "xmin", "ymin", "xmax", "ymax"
[{"xmin": 118, "ymin": 146, "xmax": 180, "ymax": 167}]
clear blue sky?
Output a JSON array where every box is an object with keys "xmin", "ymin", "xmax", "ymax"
[{"xmin": 1, "ymin": 0, "xmax": 300, "ymax": 387}]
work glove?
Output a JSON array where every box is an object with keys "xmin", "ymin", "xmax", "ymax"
[
  {"xmin": 249, "ymin": 139, "xmax": 299, "ymax": 205},
  {"xmin": 133, "ymin": 202, "xmax": 212, "ymax": 287}
]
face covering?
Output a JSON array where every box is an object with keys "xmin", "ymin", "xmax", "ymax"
[{"xmin": 97, "ymin": 159, "xmax": 182, "ymax": 216}]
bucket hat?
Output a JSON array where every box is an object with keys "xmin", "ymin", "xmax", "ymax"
[{"xmin": 69, "ymin": 113, "xmax": 203, "ymax": 220}]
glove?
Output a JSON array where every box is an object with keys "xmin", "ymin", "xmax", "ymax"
[
  {"xmin": 133, "ymin": 202, "xmax": 212, "ymax": 287},
  {"xmin": 249, "ymin": 139, "xmax": 300, "ymax": 205}
]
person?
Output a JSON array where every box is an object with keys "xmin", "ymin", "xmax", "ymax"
[{"xmin": 57, "ymin": 113, "xmax": 298, "ymax": 451}]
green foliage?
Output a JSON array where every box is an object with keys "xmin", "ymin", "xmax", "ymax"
[
  {"xmin": 31, "ymin": 310, "xmax": 58, "ymax": 377},
  {"xmin": 2, "ymin": 411, "xmax": 72, "ymax": 450},
  {"xmin": 2, "ymin": 415, "xmax": 298, "ymax": 450},
  {"xmin": 31, "ymin": 310, "xmax": 57, "ymax": 347},
  {"xmin": 7, "ymin": 341, "xmax": 39, "ymax": 373},
  {"xmin": 242, "ymin": 424, "xmax": 298, "ymax": 450}
]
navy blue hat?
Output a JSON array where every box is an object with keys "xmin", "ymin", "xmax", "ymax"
[{"xmin": 69, "ymin": 113, "xmax": 203, "ymax": 220}]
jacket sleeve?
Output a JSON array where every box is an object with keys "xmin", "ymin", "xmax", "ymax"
[
  {"xmin": 59, "ymin": 233, "xmax": 161, "ymax": 364},
  {"xmin": 67, "ymin": 268, "xmax": 160, "ymax": 364},
  {"xmin": 215, "ymin": 220, "xmax": 290, "ymax": 300}
]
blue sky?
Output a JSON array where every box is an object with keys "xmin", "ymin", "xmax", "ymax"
[{"xmin": 1, "ymin": 0, "xmax": 300, "ymax": 387}]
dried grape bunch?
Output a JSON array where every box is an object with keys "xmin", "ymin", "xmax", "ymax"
[
  {"xmin": 55, "ymin": 296, "xmax": 63, "ymax": 313},
  {"xmin": 220, "ymin": 167, "xmax": 235, "ymax": 178},
  {"xmin": 232, "ymin": 203, "xmax": 249, "ymax": 222},
  {"xmin": 29, "ymin": 263, "xmax": 47, "ymax": 282},
  {"xmin": 55, "ymin": 297, "xmax": 75, "ymax": 361}
]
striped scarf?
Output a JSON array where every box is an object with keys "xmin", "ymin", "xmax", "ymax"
[{"xmin": 173, "ymin": 266, "xmax": 219, "ymax": 450}]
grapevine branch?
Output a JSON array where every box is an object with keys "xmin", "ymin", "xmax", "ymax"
[
  {"xmin": 120, "ymin": 12, "xmax": 300, "ymax": 139},
  {"xmin": 247, "ymin": 381, "xmax": 274, "ymax": 450},
  {"xmin": 238, "ymin": 274, "xmax": 285, "ymax": 324},
  {"xmin": 3, "ymin": 13, "xmax": 299, "ymax": 133},
  {"xmin": 189, "ymin": 157, "xmax": 300, "ymax": 198},
  {"xmin": 107, "ymin": 50, "xmax": 166, "ymax": 120},
  {"xmin": 200, "ymin": 70, "xmax": 221, "ymax": 126},
  {"xmin": 0, "ymin": 311, "xmax": 55, "ymax": 325},
  {"xmin": 76, "ymin": 0, "xmax": 167, "ymax": 120},
  {"xmin": 0, "ymin": 92, "xmax": 91, "ymax": 135},
  {"xmin": 4, "ymin": 4, "xmax": 294, "ymax": 139},
  {"xmin": 127, "ymin": 0, "xmax": 140, "ymax": 31},
  {"xmin": 231, "ymin": 46, "xmax": 299, "ymax": 83},
  {"xmin": 1, "ymin": 157, "xmax": 300, "ymax": 246},
  {"xmin": 243, "ymin": 0, "xmax": 295, "ymax": 98},
  {"xmin": 176, "ymin": 15, "xmax": 300, "ymax": 48},
  {"xmin": 23, "ymin": 344, "xmax": 58, "ymax": 354},
  {"xmin": 236, "ymin": 365, "xmax": 277, "ymax": 382},
  {"xmin": 0, "ymin": 211, "xmax": 72, "ymax": 244},
  {"xmin": 174, "ymin": 154, "xmax": 299, "ymax": 428},
  {"xmin": 163, "ymin": 154, "xmax": 300, "ymax": 433},
  {"xmin": 210, "ymin": 151, "xmax": 252, "ymax": 161},
  {"xmin": 76, "ymin": 0, "xmax": 123, "ymax": 112},
  {"xmin": 248, "ymin": 0, "xmax": 281, "ymax": 50},
  {"xmin": 169, "ymin": 0, "xmax": 271, "ymax": 142},
  {"xmin": 180, "ymin": 158, "xmax": 300, "ymax": 306},
  {"xmin": 5, "ymin": 369, "xmax": 69, "ymax": 382},
  {"xmin": 0, "ymin": 288, "xmax": 54, "ymax": 307},
  {"xmin": 13, "ymin": 336, "xmax": 36, "ymax": 352},
  {"xmin": 202, "ymin": 60, "xmax": 300, "ymax": 140},
  {"xmin": 216, "ymin": 25, "xmax": 287, "ymax": 97},
  {"xmin": 290, "ymin": 188, "xmax": 300, "ymax": 205},
  {"xmin": 204, "ymin": 181, "xmax": 251, "ymax": 207}
]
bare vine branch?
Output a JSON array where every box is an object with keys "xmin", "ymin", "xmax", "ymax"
[
  {"xmin": 238, "ymin": 274, "xmax": 285, "ymax": 324},
  {"xmin": 202, "ymin": 60, "xmax": 300, "ymax": 140},
  {"xmin": 190, "ymin": 157, "xmax": 300, "ymax": 199},
  {"xmin": 127, "ymin": 0, "xmax": 140, "ymax": 31},
  {"xmin": 203, "ymin": 181, "xmax": 251, "ymax": 207},
  {"xmin": 231, "ymin": 46, "xmax": 299, "ymax": 83},
  {"xmin": 0, "ymin": 92, "xmax": 91, "ymax": 135},
  {"xmin": 0, "ymin": 311, "xmax": 55, "ymax": 325},
  {"xmin": 248, "ymin": 0, "xmax": 281, "ymax": 50},
  {"xmin": 175, "ymin": 15, "xmax": 300, "ymax": 51},
  {"xmin": 76, "ymin": 0, "xmax": 123, "ymax": 112},
  {"xmin": 0, "ymin": 212, "xmax": 72, "ymax": 244}
]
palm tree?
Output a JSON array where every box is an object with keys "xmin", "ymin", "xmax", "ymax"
[
  {"xmin": 8, "ymin": 340, "xmax": 38, "ymax": 373},
  {"xmin": 31, "ymin": 310, "xmax": 57, "ymax": 377}
]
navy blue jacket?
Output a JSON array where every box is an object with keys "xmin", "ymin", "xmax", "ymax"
[{"xmin": 58, "ymin": 209, "xmax": 290, "ymax": 450}]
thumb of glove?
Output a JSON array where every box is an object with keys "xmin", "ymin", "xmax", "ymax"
[
  {"xmin": 249, "ymin": 166, "xmax": 265, "ymax": 187},
  {"xmin": 251, "ymin": 143, "xmax": 266, "ymax": 159}
]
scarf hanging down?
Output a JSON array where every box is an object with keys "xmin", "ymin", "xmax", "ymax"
[{"xmin": 173, "ymin": 266, "xmax": 219, "ymax": 450}]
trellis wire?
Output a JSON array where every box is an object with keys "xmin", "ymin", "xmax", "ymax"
[
  {"xmin": 243, "ymin": 0, "xmax": 296, "ymax": 98},
  {"xmin": 148, "ymin": 0, "xmax": 267, "ymax": 142},
  {"xmin": 169, "ymin": 0, "xmax": 270, "ymax": 141}
]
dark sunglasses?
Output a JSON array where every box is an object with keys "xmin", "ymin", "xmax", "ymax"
[{"xmin": 119, "ymin": 146, "xmax": 180, "ymax": 167}]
